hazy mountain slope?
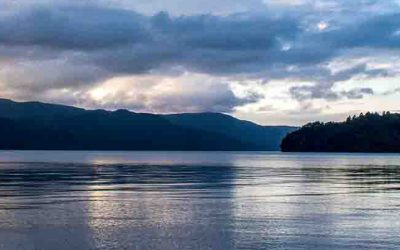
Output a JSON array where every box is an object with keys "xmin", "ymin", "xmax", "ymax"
[{"xmin": 165, "ymin": 113, "xmax": 297, "ymax": 150}]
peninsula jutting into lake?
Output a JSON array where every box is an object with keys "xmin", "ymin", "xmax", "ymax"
[{"xmin": 281, "ymin": 112, "xmax": 400, "ymax": 153}]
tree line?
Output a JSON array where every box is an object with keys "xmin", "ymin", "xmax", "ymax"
[{"xmin": 281, "ymin": 112, "xmax": 400, "ymax": 152}]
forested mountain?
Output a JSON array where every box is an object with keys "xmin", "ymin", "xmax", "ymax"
[
  {"xmin": 281, "ymin": 112, "xmax": 400, "ymax": 152},
  {"xmin": 0, "ymin": 98, "xmax": 295, "ymax": 151}
]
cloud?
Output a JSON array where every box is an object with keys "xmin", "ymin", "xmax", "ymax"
[
  {"xmin": 0, "ymin": 7, "xmax": 298, "ymax": 50},
  {"xmin": 340, "ymin": 88, "xmax": 374, "ymax": 99},
  {"xmin": 145, "ymin": 80, "xmax": 261, "ymax": 113},
  {"xmin": 109, "ymin": 0, "xmax": 266, "ymax": 15},
  {"xmin": 23, "ymin": 74, "xmax": 262, "ymax": 113},
  {"xmin": 0, "ymin": 6, "xmax": 303, "ymax": 84},
  {"xmin": 0, "ymin": 1, "xmax": 399, "ymax": 119},
  {"xmin": 0, "ymin": 5, "xmax": 301, "ymax": 98},
  {"xmin": 0, "ymin": 57, "xmax": 108, "ymax": 92},
  {"xmin": 1, "ymin": 4, "xmax": 398, "ymax": 79},
  {"xmin": 1, "ymin": 5, "xmax": 398, "ymax": 79},
  {"xmin": 383, "ymin": 87, "xmax": 400, "ymax": 95},
  {"xmin": 288, "ymin": 63, "xmax": 387, "ymax": 101},
  {"xmin": 0, "ymin": 7, "xmax": 150, "ymax": 49},
  {"xmin": 319, "ymin": 13, "xmax": 400, "ymax": 49}
]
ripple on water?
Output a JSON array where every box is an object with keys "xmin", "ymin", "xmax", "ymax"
[{"xmin": 0, "ymin": 152, "xmax": 399, "ymax": 250}]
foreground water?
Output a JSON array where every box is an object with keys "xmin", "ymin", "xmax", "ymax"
[{"xmin": 0, "ymin": 151, "xmax": 399, "ymax": 250}]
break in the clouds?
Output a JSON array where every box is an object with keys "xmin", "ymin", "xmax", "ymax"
[{"xmin": 0, "ymin": 0, "xmax": 399, "ymax": 125}]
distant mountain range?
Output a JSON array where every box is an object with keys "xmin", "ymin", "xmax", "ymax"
[{"xmin": 0, "ymin": 98, "xmax": 297, "ymax": 151}]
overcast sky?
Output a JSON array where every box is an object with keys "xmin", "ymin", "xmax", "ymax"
[{"xmin": 1, "ymin": 0, "xmax": 399, "ymax": 125}]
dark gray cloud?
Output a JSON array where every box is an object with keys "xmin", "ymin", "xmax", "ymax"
[
  {"xmin": 288, "ymin": 63, "xmax": 387, "ymax": 101},
  {"xmin": 324, "ymin": 13, "xmax": 400, "ymax": 49},
  {"xmin": 340, "ymin": 88, "xmax": 374, "ymax": 99},
  {"xmin": 0, "ymin": 7, "xmax": 301, "ymax": 72},
  {"xmin": 290, "ymin": 86, "xmax": 374, "ymax": 102},
  {"xmin": 0, "ymin": 2, "xmax": 399, "ymax": 114},
  {"xmin": 0, "ymin": 7, "xmax": 299, "ymax": 50},
  {"xmin": 0, "ymin": 5, "xmax": 302, "ymax": 100},
  {"xmin": 1, "ymin": 5, "xmax": 398, "ymax": 78},
  {"xmin": 0, "ymin": 7, "xmax": 150, "ymax": 49}
]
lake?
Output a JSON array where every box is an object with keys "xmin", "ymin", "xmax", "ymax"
[{"xmin": 0, "ymin": 151, "xmax": 399, "ymax": 250}]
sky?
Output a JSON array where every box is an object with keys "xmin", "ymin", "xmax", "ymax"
[{"xmin": 0, "ymin": 0, "xmax": 400, "ymax": 125}]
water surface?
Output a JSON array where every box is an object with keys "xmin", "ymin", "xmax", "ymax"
[{"xmin": 0, "ymin": 151, "xmax": 399, "ymax": 250}]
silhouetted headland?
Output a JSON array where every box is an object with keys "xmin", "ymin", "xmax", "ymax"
[{"xmin": 281, "ymin": 112, "xmax": 400, "ymax": 152}]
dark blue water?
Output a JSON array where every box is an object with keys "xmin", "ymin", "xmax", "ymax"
[{"xmin": 0, "ymin": 151, "xmax": 399, "ymax": 250}]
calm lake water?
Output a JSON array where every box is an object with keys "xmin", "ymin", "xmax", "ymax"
[{"xmin": 0, "ymin": 151, "xmax": 399, "ymax": 250}]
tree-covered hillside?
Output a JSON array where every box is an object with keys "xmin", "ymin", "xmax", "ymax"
[
  {"xmin": 281, "ymin": 112, "xmax": 400, "ymax": 152},
  {"xmin": 0, "ymin": 98, "xmax": 294, "ymax": 151}
]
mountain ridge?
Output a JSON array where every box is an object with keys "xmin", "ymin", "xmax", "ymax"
[{"xmin": 0, "ymin": 98, "xmax": 297, "ymax": 151}]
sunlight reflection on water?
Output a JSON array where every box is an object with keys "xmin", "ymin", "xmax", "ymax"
[{"xmin": 0, "ymin": 151, "xmax": 399, "ymax": 250}]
